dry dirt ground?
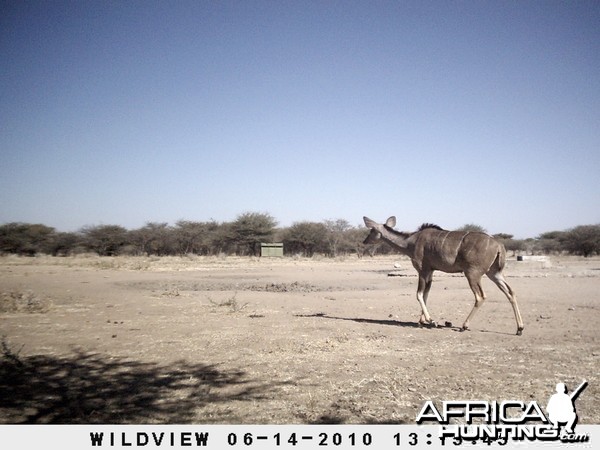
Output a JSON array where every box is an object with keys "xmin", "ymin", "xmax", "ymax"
[{"xmin": 0, "ymin": 254, "xmax": 598, "ymax": 424}]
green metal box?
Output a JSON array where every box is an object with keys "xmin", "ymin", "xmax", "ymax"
[{"xmin": 261, "ymin": 242, "xmax": 284, "ymax": 257}]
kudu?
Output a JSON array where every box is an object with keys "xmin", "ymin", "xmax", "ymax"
[{"xmin": 363, "ymin": 216, "xmax": 524, "ymax": 335}]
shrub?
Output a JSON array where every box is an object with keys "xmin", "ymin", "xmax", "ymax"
[{"xmin": 0, "ymin": 290, "xmax": 51, "ymax": 313}]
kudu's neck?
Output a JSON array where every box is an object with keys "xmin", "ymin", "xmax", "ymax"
[{"xmin": 380, "ymin": 226, "xmax": 414, "ymax": 257}]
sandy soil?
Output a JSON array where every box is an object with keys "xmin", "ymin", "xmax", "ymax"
[{"xmin": 0, "ymin": 254, "xmax": 598, "ymax": 424}]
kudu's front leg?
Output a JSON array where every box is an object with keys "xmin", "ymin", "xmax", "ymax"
[{"xmin": 417, "ymin": 271, "xmax": 437, "ymax": 328}]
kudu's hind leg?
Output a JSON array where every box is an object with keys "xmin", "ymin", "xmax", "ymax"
[
  {"xmin": 462, "ymin": 272, "xmax": 486, "ymax": 332},
  {"xmin": 487, "ymin": 271, "xmax": 524, "ymax": 335},
  {"xmin": 417, "ymin": 271, "xmax": 437, "ymax": 328}
]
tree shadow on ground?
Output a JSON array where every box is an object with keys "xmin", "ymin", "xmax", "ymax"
[{"xmin": 0, "ymin": 348, "xmax": 287, "ymax": 424}]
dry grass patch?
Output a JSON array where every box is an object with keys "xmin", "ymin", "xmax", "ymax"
[
  {"xmin": 0, "ymin": 290, "xmax": 51, "ymax": 314},
  {"xmin": 208, "ymin": 292, "xmax": 249, "ymax": 313}
]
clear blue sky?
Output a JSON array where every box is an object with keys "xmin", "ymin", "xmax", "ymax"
[{"xmin": 1, "ymin": 1, "xmax": 598, "ymax": 238}]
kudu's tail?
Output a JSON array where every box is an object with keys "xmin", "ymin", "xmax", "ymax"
[
  {"xmin": 497, "ymin": 245, "xmax": 507, "ymax": 271},
  {"xmin": 487, "ymin": 243, "xmax": 510, "ymax": 281}
]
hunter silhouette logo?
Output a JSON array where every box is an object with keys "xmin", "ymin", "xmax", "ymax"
[
  {"xmin": 546, "ymin": 380, "xmax": 588, "ymax": 435},
  {"xmin": 417, "ymin": 379, "xmax": 590, "ymax": 444}
]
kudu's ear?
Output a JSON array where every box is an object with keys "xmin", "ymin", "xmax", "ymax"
[
  {"xmin": 363, "ymin": 216, "xmax": 378, "ymax": 228},
  {"xmin": 385, "ymin": 216, "xmax": 396, "ymax": 228}
]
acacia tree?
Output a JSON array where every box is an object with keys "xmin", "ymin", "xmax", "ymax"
[
  {"xmin": 80, "ymin": 225, "xmax": 128, "ymax": 256},
  {"xmin": 456, "ymin": 224, "xmax": 488, "ymax": 233},
  {"xmin": 229, "ymin": 212, "xmax": 277, "ymax": 256},
  {"xmin": 343, "ymin": 226, "xmax": 370, "ymax": 257},
  {"xmin": 0, "ymin": 223, "xmax": 56, "ymax": 255},
  {"xmin": 281, "ymin": 221, "xmax": 328, "ymax": 257},
  {"xmin": 503, "ymin": 239, "xmax": 526, "ymax": 255},
  {"xmin": 174, "ymin": 220, "xmax": 203, "ymax": 254},
  {"xmin": 130, "ymin": 222, "xmax": 175, "ymax": 256},
  {"xmin": 174, "ymin": 220, "xmax": 222, "ymax": 255},
  {"xmin": 48, "ymin": 232, "xmax": 81, "ymax": 256},
  {"xmin": 561, "ymin": 225, "xmax": 600, "ymax": 257},
  {"xmin": 323, "ymin": 219, "xmax": 353, "ymax": 257},
  {"xmin": 535, "ymin": 231, "xmax": 565, "ymax": 254}
]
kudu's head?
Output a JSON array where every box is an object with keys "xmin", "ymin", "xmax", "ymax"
[{"xmin": 363, "ymin": 216, "xmax": 396, "ymax": 244}]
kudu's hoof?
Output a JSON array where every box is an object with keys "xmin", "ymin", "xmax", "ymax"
[
  {"xmin": 516, "ymin": 328, "xmax": 523, "ymax": 336},
  {"xmin": 460, "ymin": 326, "xmax": 469, "ymax": 332}
]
